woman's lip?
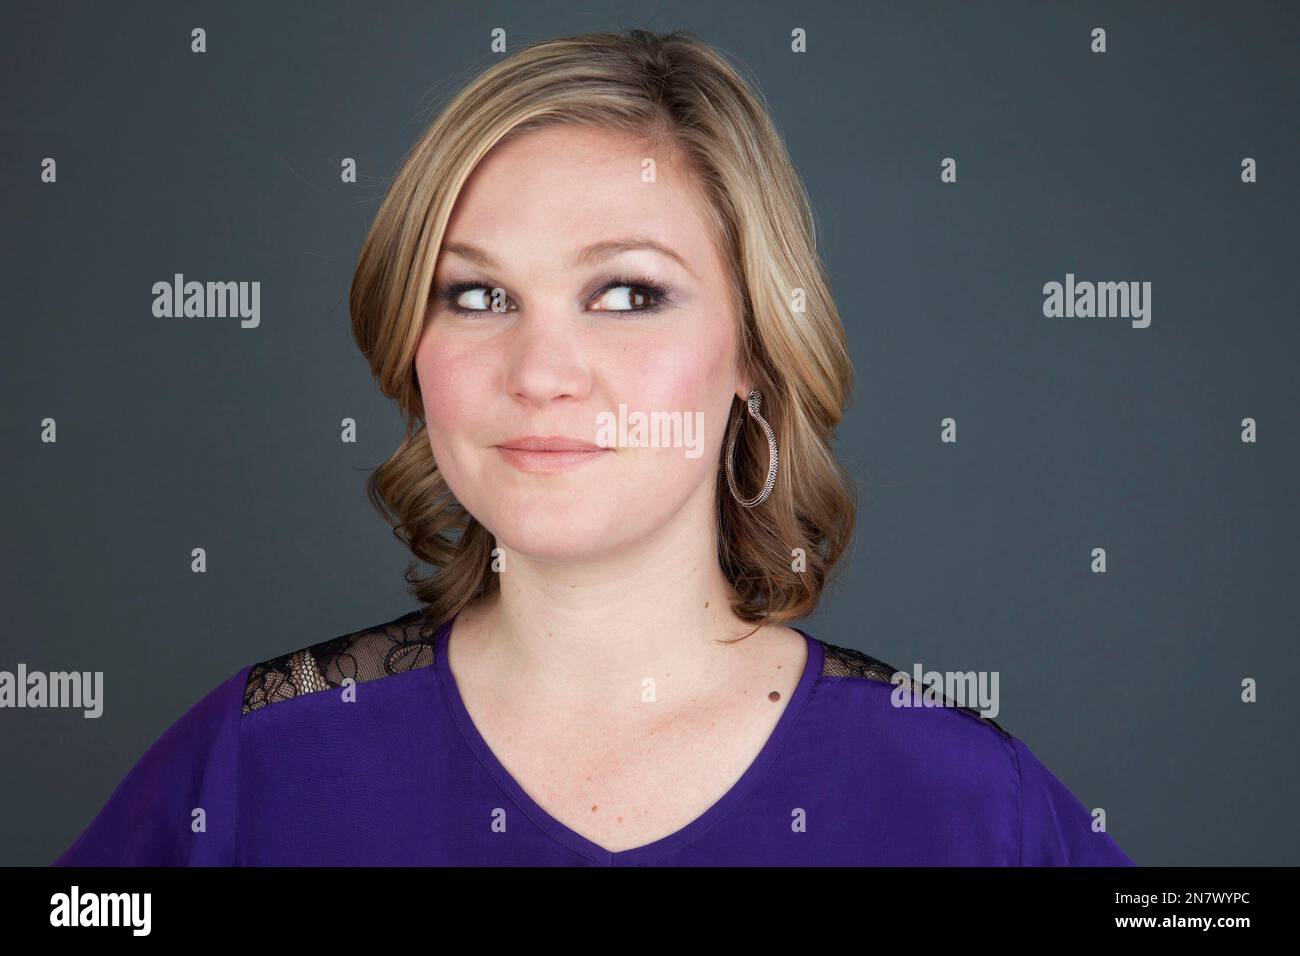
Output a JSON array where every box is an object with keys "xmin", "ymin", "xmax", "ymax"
[
  {"xmin": 497, "ymin": 435, "xmax": 604, "ymax": 451},
  {"xmin": 494, "ymin": 445, "xmax": 613, "ymax": 474}
]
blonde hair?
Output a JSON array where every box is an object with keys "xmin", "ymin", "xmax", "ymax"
[{"xmin": 350, "ymin": 28, "xmax": 856, "ymax": 630}]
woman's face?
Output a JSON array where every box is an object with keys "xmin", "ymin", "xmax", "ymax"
[{"xmin": 414, "ymin": 123, "xmax": 748, "ymax": 562}]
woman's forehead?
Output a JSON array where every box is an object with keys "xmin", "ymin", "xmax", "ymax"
[{"xmin": 444, "ymin": 125, "xmax": 712, "ymax": 249}]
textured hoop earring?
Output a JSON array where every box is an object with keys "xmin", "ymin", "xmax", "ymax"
[{"xmin": 724, "ymin": 388, "xmax": 778, "ymax": 508}]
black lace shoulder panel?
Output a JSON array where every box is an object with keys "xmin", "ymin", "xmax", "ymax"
[
  {"xmin": 820, "ymin": 640, "xmax": 1011, "ymax": 738},
  {"xmin": 242, "ymin": 608, "xmax": 441, "ymax": 716}
]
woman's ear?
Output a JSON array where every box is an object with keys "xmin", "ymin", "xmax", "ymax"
[
  {"xmin": 735, "ymin": 368, "xmax": 754, "ymax": 402},
  {"xmin": 733, "ymin": 346, "xmax": 755, "ymax": 401}
]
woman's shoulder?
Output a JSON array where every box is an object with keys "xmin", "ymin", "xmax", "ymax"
[
  {"xmin": 50, "ymin": 607, "xmax": 446, "ymax": 866},
  {"xmin": 50, "ymin": 659, "xmax": 252, "ymax": 866},
  {"xmin": 801, "ymin": 631, "xmax": 1135, "ymax": 866},
  {"xmin": 807, "ymin": 633, "xmax": 1013, "ymax": 743},
  {"xmin": 803, "ymin": 632, "xmax": 1018, "ymax": 803},
  {"xmin": 240, "ymin": 606, "xmax": 443, "ymax": 717}
]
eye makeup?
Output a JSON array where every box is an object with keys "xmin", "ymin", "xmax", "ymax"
[{"xmin": 432, "ymin": 273, "xmax": 676, "ymax": 316}]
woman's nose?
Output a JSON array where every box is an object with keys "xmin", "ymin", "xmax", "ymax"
[{"xmin": 501, "ymin": 305, "xmax": 594, "ymax": 405}]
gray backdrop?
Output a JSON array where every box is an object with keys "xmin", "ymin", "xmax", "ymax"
[{"xmin": 3, "ymin": 0, "xmax": 1296, "ymax": 866}]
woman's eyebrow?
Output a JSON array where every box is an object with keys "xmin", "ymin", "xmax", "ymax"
[
  {"xmin": 574, "ymin": 237, "xmax": 694, "ymax": 276},
  {"xmin": 441, "ymin": 237, "xmax": 694, "ymax": 277}
]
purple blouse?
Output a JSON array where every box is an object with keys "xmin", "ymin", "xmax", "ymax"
[{"xmin": 51, "ymin": 609, "xmax": 1135, "ymax": 866}]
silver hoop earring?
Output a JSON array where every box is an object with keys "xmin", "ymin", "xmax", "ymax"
[{"xmin": 724, "ymin": 388, "xmax": 778, "ymax": 508}]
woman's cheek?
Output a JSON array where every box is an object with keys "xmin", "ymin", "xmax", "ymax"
[
  {"xmin": 614, "ymin": 333, "xmax": 709, "ymax": 405},
  {"xmin": 621, "ymin": 338, "xmax": 728, "ymax": 441},
  {"xmin": 416, "ymin": 343, "xmax": 497, "ymax": 488},
  {"xmin": 417, "ymin": 339, "xmax": 489, "ymax": 433}
]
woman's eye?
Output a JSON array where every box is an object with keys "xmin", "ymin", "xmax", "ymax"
[
  {"xmin": 590, "ymin": 284, "xmax": 659, "ymax": 312},
  {"xmin": 449, "ymin": 286, "xmax": 513, "ymax": 313},
  {"xmin": 439, "ymin": 278, "xmax": 669, "ymax": 316}
]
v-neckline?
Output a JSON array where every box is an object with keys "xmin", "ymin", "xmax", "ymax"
[{"xmin": 432, "ymin": 611, "xmax": 824, "ymax": 866}]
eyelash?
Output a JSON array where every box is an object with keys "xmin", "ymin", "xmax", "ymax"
[{"xmin": 435, "ymin": 274, "xmax": 673, "ymax": 316}]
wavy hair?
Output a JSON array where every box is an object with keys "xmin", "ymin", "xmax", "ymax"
[{"xmin": 350, "ymin": 28, "xmax": 856, "ymax": 631}]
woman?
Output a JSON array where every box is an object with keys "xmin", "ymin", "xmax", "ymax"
[{"xmin": 52, "ymin": 28, "xmax": 1133, "ymax": 866}]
